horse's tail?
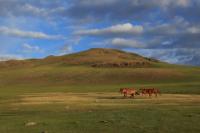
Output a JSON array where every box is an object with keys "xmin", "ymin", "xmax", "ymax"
[{"xmin": 119, "ymin": 88, "xmax": 123, "ymax": 93}]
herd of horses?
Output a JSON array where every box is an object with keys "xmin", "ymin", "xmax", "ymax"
[{"xmin": 119, "ymin": 88, "xmax": 161, "ymax": 98}]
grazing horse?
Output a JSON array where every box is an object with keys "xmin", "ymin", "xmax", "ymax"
[
  {"xmin": 119, "ymin": 88, "xmax": 138, "ymax": 98},
  {"xmin": 139, "ymin": 88, "xmax": 161, "ymax": 97}
]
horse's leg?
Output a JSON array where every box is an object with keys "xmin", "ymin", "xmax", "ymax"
[
  {"xmin": 123, "ymin": 93, "xmax": 126, "ymax": 98},
  {"xmin": 131, "ymin": 93, "xmax": 134, "ymax": 98},
  {"xmin": 149, "ymin": 93, "xmax": 151, "ymax": 98},
  {"xmin": 124, "ymin": 93, "xmax": 127, "ymax": 98}
]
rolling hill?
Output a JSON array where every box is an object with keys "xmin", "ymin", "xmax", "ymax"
[
  {"xmin": 43, "ymin": 48, "xmax": 161, "ymax": 67},
  {"xmin": 0, "ymin": 48, "xmax": 199, "ymax": 94},
  {"xmin": 0, "ymin": 48, "xmax": 162, "ymax": 68}
]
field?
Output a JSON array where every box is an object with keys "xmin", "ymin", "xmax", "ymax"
[
  {"xmin": 0, "ymin": 49, "xmax": 200, "ymax": 133},
  {"xmin": 0, "ymin": 66, "xmax": 200, "ymax": 133},
  {"xmin": 0, "ymin": 91, "xmax": 200, "ymax": 133}
]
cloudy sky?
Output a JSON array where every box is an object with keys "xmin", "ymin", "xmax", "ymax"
[{"xmin": 0, "ymin": 0, "xmax": 200, "ymax": 65}]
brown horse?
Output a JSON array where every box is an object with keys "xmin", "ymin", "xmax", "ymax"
[
  {"xmin": 119, "ymin": 88, "xmax": 139, "ymax": 98},
  {"xmin": 151, "ymin": 88, "xmax": 161, "ymax": 97},
  {"xmin": 139, "ymin": 88, "xmax": 161, "ymax": 97},
  {"xmin": 139, "ymin": 88, "xmax": 148, "ymax": 96}
]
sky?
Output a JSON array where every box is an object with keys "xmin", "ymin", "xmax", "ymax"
[{"xmin": 0, "ymin": 0, "xmax": 200, "ymax": 65}]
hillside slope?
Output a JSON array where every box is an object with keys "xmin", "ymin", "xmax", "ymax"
[
  {"xmin": 43, "ymin": 48, "xmax": 161, "ymax": 67},
  {"xmin": 0, "ymin": 48, "xmax": 163, "ymax": 68}
]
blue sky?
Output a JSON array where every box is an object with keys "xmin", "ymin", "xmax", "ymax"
[{"xmin": 0, "ymin": 0, "xmax": 200, "ymax": 65}]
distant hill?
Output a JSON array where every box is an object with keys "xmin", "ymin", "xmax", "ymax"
[{"xmin": 0, "ymin": 48, "xmax": 165, "ymax": 68}]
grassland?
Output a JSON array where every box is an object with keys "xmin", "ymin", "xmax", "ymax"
[
  {"xmin": 0, "ymin": 48, "xmax": 200, "ymax": 133},
  {"xmin": 0, "ymin": 92, "xmax": 200, "ymax": 133}
]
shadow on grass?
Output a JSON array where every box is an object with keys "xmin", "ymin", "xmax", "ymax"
[{"xmin": 97, "ymin": 96, "xmax": 136, "ymax": 99}]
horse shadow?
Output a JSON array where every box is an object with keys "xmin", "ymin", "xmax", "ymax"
[{"xmin": 97, "ymin": 96, "xmax": 135, "ymax": 99}]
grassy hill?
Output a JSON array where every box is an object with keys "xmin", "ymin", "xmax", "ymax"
[
  {"xmin": 0, "ymin": 48, "xmax": 199, "ymax": 94},
  {"xmin": 0, "ymin": 48, "xmax": 162, "ymax": 68},
  {"xmin": 43, "ymin": 48, "xmax": 161, "ymax": 67}
]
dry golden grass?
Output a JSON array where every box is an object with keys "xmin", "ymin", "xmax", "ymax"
[{"xmin": 12, "ymin": 92, "xmax": 200, "ymax": 107}]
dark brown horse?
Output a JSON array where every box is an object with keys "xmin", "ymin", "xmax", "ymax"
[{"xmin": 139, "ymin": 88, "xmax": 161, "ymax": 97}]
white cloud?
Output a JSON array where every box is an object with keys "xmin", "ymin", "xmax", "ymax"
[
  {"xmin": 75, "ymin": 23, "xmax": 143, "ymax": 36},
  {"xmin": 22, "ymin": 43, "xmax": 43, "ymax": 53},
  {"xmin": 157, "ymin": 0, "xmax": 191, "ymax": 7},
  {"xmin": 22, "ymin": 4, "xmax": 45, "ymax": 15},
  {"xmin": 111, "ymin": 38, "xmax": 145, "ymax": 48},
  {"xmin": 21, "ymin": 4, "xmax": 66, "ymax": 18},
  {"xmin": 0, "ymin": 1, "xmax": 67, "ymax": 19},
  {"xmin": 0, "ymin": 54, "xmax": 24, "ymax": 61},
  {"xmin": 92, "ymin": 38, "xmax": 145, "ymax": 49},
  {"xmin": 176, "ymin": 0, "xmax": 190, "ymax": 7},
  {"xmin": 74, "ymin": 0, "xmax": 191, "ymax": 9},
  {"xmin": 187, "ymin": 26, "xmax": 200, "ymax": 34},
  {"xmin": 129, "ymin": 48, "xmax": 200, "ymax": 65},
  {"xmin": 59, "ymin": 45, "xmax": 73, "ymax": 55},
  {"xmin": 0, "ymin": 26, "xmax": 64, "ymax": 40}
]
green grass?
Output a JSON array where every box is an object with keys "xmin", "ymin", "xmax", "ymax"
[
  {"xmin": 0, "ymin": 93, "xmax": 200, "ymax": 133},
  {"xmin": 0, "ymin": 106, "xmax": 199, "ymax": 133},
  {"xmin": 0, "ymin": 65, "xmax": 200, "ymax": 97},
  {"xmin": 0, "ymin": 65, "xmax": 200, "ymax": 85},
  {"xmin": 0, "ymin": 62, "xmax": 200, "ymax": 133}
]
